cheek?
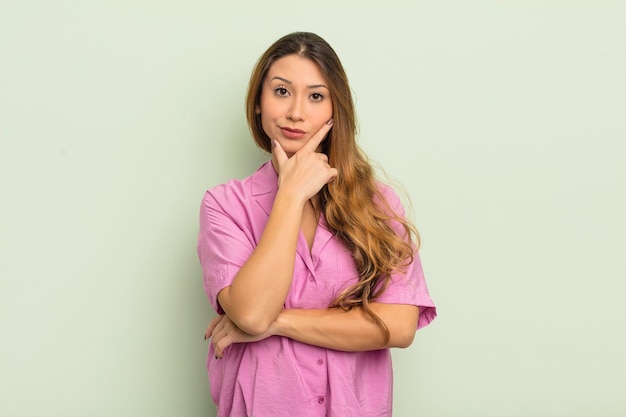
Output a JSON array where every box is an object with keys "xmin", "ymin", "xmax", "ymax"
[
  {"xmin": 258, "ymin": 99, "xmax": 276, "ymax": 126},
  {"xmin": 314, "ymin": 103, "xmax": 333, "ymax": 125},
  {"xmin": 322, "ymin": 102, "xmax": 333, "ymax": 119},
  {"xmin": 259, "ymin": 98, "xmax": 286, "ymax": 124},
  {"xmin": 259, "ymin": 113, "xmax": 274, "ymax": 136}
]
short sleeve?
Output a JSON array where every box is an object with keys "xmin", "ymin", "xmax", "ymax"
[
  {"xmin": 197, "ymin": 188, "xmax": 255, "ymax": 314},
  {"xmin": 372, "ymin": 184, "xmax": 437, "ymax": 330}
]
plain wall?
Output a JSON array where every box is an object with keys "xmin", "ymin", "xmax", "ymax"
[{"xmin": 1, "ymin": 1, "xmax": 624, "ymax": 416}]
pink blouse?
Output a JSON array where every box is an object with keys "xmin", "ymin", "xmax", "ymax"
[{"xmin": 197, "ymin": 161, "xmax": 436, "ymax": 417}]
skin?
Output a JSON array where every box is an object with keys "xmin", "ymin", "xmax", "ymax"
[
  {"xmin": 257, "ymin": 54, "xmax": 334, "ymax": 158},
  {"xmin": 206, "ymin": 54, "xmax": 419, "ymax": 358}
]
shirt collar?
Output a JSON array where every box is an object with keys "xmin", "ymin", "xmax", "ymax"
[{"xmin": 251, "ymin": 160, "xmax": 278, "ymax": 196}]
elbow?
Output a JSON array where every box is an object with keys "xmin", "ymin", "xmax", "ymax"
[
  {"xmin": 373, "ymin": 304, "xmax": 419, "ymax": 349},
  {"xmin": 385, "ymin": 305, "xmax": 420, "ymax": 348},
  {"xmin": 390, "ymin": 326, "xmax": 416, "ymax": 349},
  {"xmin": 233, "ymin": 313, "xmax": 274, "ymax": 336},
  {"xmin": 217, "ymin": 288, "xmax": 275, "ymax": 336}
]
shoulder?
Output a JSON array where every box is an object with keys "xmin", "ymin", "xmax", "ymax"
[
  {"xmin": 202, "ymin": 161, "xmax": 275, "ymax": 211},
  {"xmin": 204, "ymin": 178, "xmax": 250, "ymax": 210},
  {"xmin": 374, "ymin": 181, "xmax": 405, "ymax": 216}
]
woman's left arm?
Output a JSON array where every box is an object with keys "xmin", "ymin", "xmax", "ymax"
[
  {"xmin": 207, "ymin": 303, "xmax": 419, "ymax": 357},
  {"xmin": 273, "ymin": 303, "xmax": 419, "ymax": 351}
]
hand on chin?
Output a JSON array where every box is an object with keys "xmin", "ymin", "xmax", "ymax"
[{"xmin": 276, "ymin": 139, "xmax": 305, "ymax": 157}]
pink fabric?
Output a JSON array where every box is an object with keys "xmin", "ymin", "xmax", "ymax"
[{"xmin": 197, "ymin": 161, "xmax": 436, "ymax": 417}]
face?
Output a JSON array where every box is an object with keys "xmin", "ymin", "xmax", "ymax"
[{"xmin": 257, "ymin": 55, "xmax": 333, "ymax": 156}]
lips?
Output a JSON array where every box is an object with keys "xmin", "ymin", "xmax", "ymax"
[{"xmin": 280, "ymin": 127, "xmax": 306, "ymax": 139}]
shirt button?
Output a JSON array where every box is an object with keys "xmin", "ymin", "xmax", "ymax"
[
  {"xmin": 317, "ymin": 359, "xmax": 324, "ymax": 365},
  {"xmin": 318, "ymin": 397, "xmax": 325, "ymax": 404},
  {"xmin": 308, "ymin": 276, "xmax": 315, "ymax": 282}
]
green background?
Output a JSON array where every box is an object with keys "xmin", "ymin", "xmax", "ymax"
[{"xmin": 1, "ymin": 1, "xmax": 624, "ymax": 416}]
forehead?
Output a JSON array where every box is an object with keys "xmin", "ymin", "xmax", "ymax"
[{"xmin": 265, "ymin": 55, "xmax": 328, "ymax": 85}]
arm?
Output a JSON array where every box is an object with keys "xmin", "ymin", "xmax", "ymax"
[
  {"xmin": 216, "ymin": 189, "xmax": 304, "ymax": 335},
  {"xmin": 207, "ymin": 302, "xmax": 419, "ymax": 357},
  {"xmin": 272, "ymin": 303, "xmax": 419, "ymax": 351},
  {"xmin": 217, "ymin": 121, "xmax": 337, "ymax": 335}
]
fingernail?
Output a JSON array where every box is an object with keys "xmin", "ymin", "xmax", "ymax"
[
  {"xmin": 271, "ymin": 140, "xmax": 277, "ymax": 148},
  {"xmin": 215, "ymin": 355, "xmax": 219, "ymax": 359},
  {"xmin": 326, "ymin": 118, "xmax": 334, "ymax": 125}
]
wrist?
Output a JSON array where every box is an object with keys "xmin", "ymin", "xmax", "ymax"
[
  {"xmin": 269, "ymin": 311, "xmax": 285, "ymax": 338},
  {"xmin": 275, "ymin": 187, "xmax": 309, "ymax": 207}
]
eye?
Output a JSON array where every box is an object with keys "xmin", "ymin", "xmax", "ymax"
[
  {"xmin": 310, "ymin": 92, "xmax": 325, "ymax": 102},
  {"xmin": 274, "ymin": 86, "xmax": 289, "ymax": 97}
]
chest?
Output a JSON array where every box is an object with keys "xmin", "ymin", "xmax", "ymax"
[{"xmin": 285, "ymin": 226, "xmax": 359, "ymax": 309}]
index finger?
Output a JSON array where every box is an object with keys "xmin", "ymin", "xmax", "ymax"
[
  {"xmin": 298, "ymin": 118, "xmax": 333, "ymax": 154},
  {"xmin": 205, "ymin": 315, "xmax": 224, "ymax": 340}
]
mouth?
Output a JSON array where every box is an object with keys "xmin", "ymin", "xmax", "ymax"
[{"xmin": 280, "ymin": 127, "xmax": 306, "ymax": 139}]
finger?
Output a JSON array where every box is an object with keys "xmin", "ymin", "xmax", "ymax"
[
  {"xmin": 212, "ymin": 327, "xmax": 226, "ymax": 357},
  {"xmin": 204, "ymin": 315, "xmax": 224, "ymax": 340},
  {"xmin": 271, "ymin": 139, "xmax": 288, "ymax": 168},
  {"xmin": 214, "ymin": 335, "xmax": 230, "ymax": 358},
  {"xmin": 212, "ymin": 321, "xmax": 233, "ymax": 358},
  {"xmin": 298, "ymin": 118, "xmax": 333, "ymax": 155},
  {"xmin": 327, "ymin": 167, "xmax": 339, "ymax": 183}
]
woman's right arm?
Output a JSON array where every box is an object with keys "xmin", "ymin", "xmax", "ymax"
[
  {"xmin": 216, "ymin": 121, "xmax": 336, "ymax": 335},
  {"xmin": 216, "ymin": 187, "xmax": 304, "ymax": 335}
]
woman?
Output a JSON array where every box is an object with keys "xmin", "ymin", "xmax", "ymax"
[{"xmin": 198, "ymin": 32, "xmax": 436, "ymax": 417}]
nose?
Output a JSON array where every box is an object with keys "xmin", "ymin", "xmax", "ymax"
[{"xmin": 286, "ymin": 97, "xmax": 304, "ymax": 121}]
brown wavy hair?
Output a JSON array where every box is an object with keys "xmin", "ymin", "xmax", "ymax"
[{"xmin": 245, "ymin": 32, "xmax": 419, "ymax": 344}]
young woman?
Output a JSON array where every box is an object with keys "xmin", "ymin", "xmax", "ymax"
[{"xmin": 198, "ymin": 32, "xmax": 436, "ymax": 417}]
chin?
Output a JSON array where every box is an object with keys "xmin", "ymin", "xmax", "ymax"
[{"xmin": 279, "ymin": 141, "xmax": 305, "ymax": 155}]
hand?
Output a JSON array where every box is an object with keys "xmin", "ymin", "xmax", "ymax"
[
  {"xmin": 205, "ymin": 315, "xmax": 273, "ymax": 358},
  {"xmin": 272, "ymin": 119, "xmax": 338, "ymax": 202}
]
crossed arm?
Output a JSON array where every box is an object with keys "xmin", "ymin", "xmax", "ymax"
[
  {"xmin": 206, "ymin": 303, "xmax": 419, "ymax": 358},
  {"xmin": 203, "ymin": 122, "xmax": 419, "ymax": 357}
]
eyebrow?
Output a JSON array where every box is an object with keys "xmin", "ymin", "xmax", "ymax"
[{"xmin": 270, "ymin": 76, "xmax": 328, "ymax": 90}]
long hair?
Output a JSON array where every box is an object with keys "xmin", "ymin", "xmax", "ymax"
[{"xmin": 245, "ymin": 32, "xmax": 419, "ymax": 344}]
